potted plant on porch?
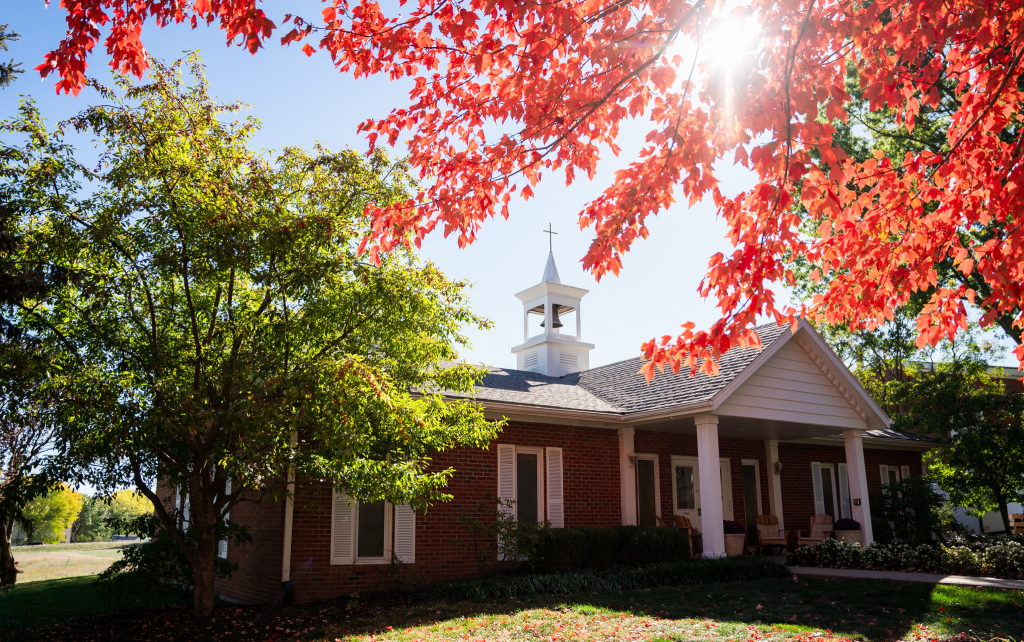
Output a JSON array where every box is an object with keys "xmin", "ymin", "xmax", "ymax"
[
  {"xmin": 832, "ymin": 518, "xmax": 863, "ymax": 545},
  {"xmin": 723, "ymin": 520, "xmax": 746, "ymax": 556}
]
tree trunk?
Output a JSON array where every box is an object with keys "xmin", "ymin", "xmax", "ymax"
[
  {"xmin": 189, "ymin": 493, "xmax": 218, "ymax": 617},
  {"xmin": 0, "ymin": 512, "xmax": 17, "ymax": 587},
  {"xmin": 997, "ymin": 495, "xmax": 1011, "ymax": 534}
]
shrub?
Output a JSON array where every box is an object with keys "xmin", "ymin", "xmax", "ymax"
[
  {"xmin": 723, "ymin": 520, "xmax": 745, "ymax": 534},
  {"xmin": 96, "ymin": 514, "xmax": 251, "ymax": 605},
  {"xmin": 833, "ymin": 518, "xmax": 861, "ymax": 531},
  {"xmin": 786, "ymin": 535, "xmax": 1024, "ymax": 579},
  {"xmin": 871, "ymin": 477, "xmax": 948, "ymax": 546},
  {"xmin": 526, "ymin": 526, "xmax": 690, "ymax": 574},
  {"xmin": 433, "ymin": 556, "xmax": 789, "ymax": 601}
]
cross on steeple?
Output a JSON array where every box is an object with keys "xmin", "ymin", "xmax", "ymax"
[{"xmin": 543, "ymin": 223, "xmax": 557, "ymax": 252}]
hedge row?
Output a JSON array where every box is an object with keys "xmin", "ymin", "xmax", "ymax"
[
  {"xmin": 432, "ymin": 556, "xmax": 790, "ymax": 601},
  {"xmin": 525, "ymin": 526, "xmax": 691, "ymax": 574},
  {"xmin": 786, "ymin": 536, "xmax": 1024, "ymax": 579}
]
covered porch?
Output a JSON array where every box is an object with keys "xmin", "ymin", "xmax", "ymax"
[{"xmin": 617, "ymin": 415, "xmax": 884, "ymax": 557}]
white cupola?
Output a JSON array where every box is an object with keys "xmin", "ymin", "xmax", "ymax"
[{"xmin": 511, "ymin": 251, "xmax": 594, "ymax": 376}]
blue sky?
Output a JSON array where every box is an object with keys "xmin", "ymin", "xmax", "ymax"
[
  {"xmin": 2, "ymin": 1, "xmax": 1016, "ymax": 371},
  {"xmin": 1, "ymin": 0, "xmax": 770, "ymax": 371}
]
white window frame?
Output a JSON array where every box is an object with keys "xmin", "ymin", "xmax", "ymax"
[
  {"xmin": 740, "ymin": 459, "xmax": 763, "ymax": 516},
  {"xmin": 634, "ymin": 453, "xmax": 662, "ymax": 522},
  {"xmin": 811, "ymin": 462, "xmax": 840, "ymax": 517},
  {"xmin": 218, "ymin": 478, "xmax": 231, "ymax": 559},
  {"xmin": 880, "ymin": 464, "xmax": 902, "ymax": 490},
  {"xmin": 512, "ymin": 446, "xmax": 545, "ymax": 524},
  {"xmin": 353, "ymin": 500, "xmax": 394, "ymax": 565}
]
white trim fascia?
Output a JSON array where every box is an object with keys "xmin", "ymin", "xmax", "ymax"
[
  {"xmin": 515, "ymin": 281, "xmax": 590, "ymax": 302},
  {"xmin": 782, "ymin": 435, "xmax": 935, "ymax": 452},
  {"xmin": 510, "ymin": 333, "xmax": 596, "ymax": 353},
  {"xmin": 709, "ymin": 323, "xmax": 799, "ymax": 411}
]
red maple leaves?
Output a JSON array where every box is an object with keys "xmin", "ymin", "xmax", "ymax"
[{"xmin": 38, "ymin": 0, "xmax": 1024, "ymax": 376}]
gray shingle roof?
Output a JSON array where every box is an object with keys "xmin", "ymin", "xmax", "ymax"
[
  {"xmin": 576, "ymin": 323, "xmax": 790, "ymax": 414},
  {"xmin": 863, "ymin": 428, "xmax": 933, "ymax": 442},
  {"xmin": 453, "ymin": 323, "xmax": 790, "ymax": 416},
  {"xmin": 447, "ymin": 367, "xmax": 623, "ymax": 413}
]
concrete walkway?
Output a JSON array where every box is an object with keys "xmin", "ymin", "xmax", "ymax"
[{"xmin": 789, "ymin": 566, "xmax": 1024, "ymax": 590}]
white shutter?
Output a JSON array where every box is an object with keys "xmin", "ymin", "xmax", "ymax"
[
  {"xmin": 218, "ymin": 478, "xmax": 232, "ymax": 559},
  {"xmin": 330, "ymin": 489, "xmax": 354, "ymax": 565},
  {"xmin": 811, "ymin": 462, "xmax": 825, "ymax": 515},
  {"xmin": 901, "ymin": 465, "xmax": 910, "ymax": 480},
  {"xmin": 393, "ymin": 503, "xmax": 416, "ymax": 564},
  {"xmin": 182, "ymin": 493, "xmax": 190, "ymax": 529},
  {"xmin": 497, "ymin": 444, "xmax": 516, "ymax": 518},
  {"xmin": 545, "ymin": 447, "xmax": 564, "ymax": 528},
  {"xmin": 837, "ymin": 463, "xmax": 851, "ymax": 519},
  {"xmin": 880, "ymin": 465, "xmax": 888, "ymax": 485}
]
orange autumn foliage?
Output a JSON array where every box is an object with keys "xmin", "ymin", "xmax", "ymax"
[{"xmin": 38, "ymin": 0, "xmax": 1024, "ymax": 380}]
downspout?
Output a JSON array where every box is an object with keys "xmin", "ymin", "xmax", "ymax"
[{"xmin": 281, "ymin": 431, "xmax": 297, "ymax": 605}]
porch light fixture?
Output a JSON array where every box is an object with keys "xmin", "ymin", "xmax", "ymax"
[
  {"xmin": 628, "ymin": 452, "xmax": 638, "ymax": 468},
  {"xmin": 773, "ymin": 461, "xmax": 783, "ymax": 475}
]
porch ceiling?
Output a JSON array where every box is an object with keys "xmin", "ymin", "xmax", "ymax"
[{"xmin": 632, "ymin": 414, "xmax": 851, "ymax": 442}]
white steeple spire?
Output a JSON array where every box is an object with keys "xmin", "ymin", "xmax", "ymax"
[
  {"xmin": 511, "ymin": 230, "xmax": 594, "ymax": 376},
  {"xmin": 541, "ymin": 252, "xmax": 561, "ymax": 284}
]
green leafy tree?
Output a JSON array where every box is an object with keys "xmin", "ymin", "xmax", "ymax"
[
  {"xmin": 0, "ymin": 25, "xmax": 21, "ymax": 90},
  {"xmin": 20, "ymin": 483, "xmax": 83, "ymax": 543},
  {"xmin": 73, "ymin": 495, "xmax": 114, "ymax": 542},
  {"xmin": 0, "ymin": 346, "xmax": 59, "ymax": 585},
  {"xmin": 108, "ymin": 490, "xmax": 153, "ymax": 532},
  {"xmin": 896, "ymin": 347, "xmax": 1024, "ymax": 534},
  {"xmin": 2, "ymin": 56, "xmax": 499, "ymax": 616}
]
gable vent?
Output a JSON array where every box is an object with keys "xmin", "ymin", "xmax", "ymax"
[
  {"xmin": 524, "ymin": 351, "xmax": 539, "ymax": 369},
  {"xmin": 559, "ymin": 351, "xmax": 578, "ymax": 367}
]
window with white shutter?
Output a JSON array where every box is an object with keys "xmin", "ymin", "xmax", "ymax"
[
  {"xmin": 900, "ymin": 465, "xmax": 911, "ymax": 480},
  {"xmin": 330, "ymin": 489, "xmax": 354, "ymax": 565},
  {"xmin": 837, "ymin": 463, "xmax": 851, "ymax": 519},
  {"xmin": 394, "ymin": 503, "xmax": 416, "ymax": 564},
  {"xmin": 811, "ymin": 462, "xmax": 825, "ymax": 515},
  {"xmin": 545, "ymin": 447, "xmax": 564, "ymax": 528}
]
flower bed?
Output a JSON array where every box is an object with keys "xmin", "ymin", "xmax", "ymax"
[{"xmin": 786, "ymin": 535, "xmax": 1024, "ymax": 579}]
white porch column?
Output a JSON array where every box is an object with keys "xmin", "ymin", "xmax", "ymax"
[
  {"xmin": 696, "ymin": 414, "xmax": 725, "ymax": 557},
  {"xmin": 764, "ymin": 439, "xmax": 785, "ymax": 530},
  {"xmin": 618, "ymin": 426, "xmax": 637, "ymax": 525},
  {"xmin": 842, "ymin": 429, "xmax": 874, "ymax": 545}
]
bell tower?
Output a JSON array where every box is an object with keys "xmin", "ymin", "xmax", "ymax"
[{"xmin": 511, "ymin": 239, "xmax": 594, "ymax": 376}]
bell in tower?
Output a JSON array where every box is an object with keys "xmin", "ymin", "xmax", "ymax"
[{"xmin": 511, "ymin": 227, "xmax": 594, "ymax": 376}]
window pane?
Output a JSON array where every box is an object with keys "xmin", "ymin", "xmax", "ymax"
[
  {"xmin": 675, "ymin": 466, "xmax": 695, "ymax": 510},
  {"xmin": 820, "ymin": 468, "xmax": 835, "ymax": 519},
  {"xmin": 636, "ymin": 459, "xmax": 657, "ymax": 526},
  {"xmin": 516, "ymin": 453, "xmax": 538, "ymax": 525},
  {"xmin": 888, "ymin": 470, "xmax": 899, "ymax": 486},
  {"xmin": 357, "ymin": 500, "xmax": 386, "ymax": 558}
]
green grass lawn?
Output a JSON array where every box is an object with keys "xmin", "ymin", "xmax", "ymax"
[
  {"xmin": 11, "ymin": 541, "xmax": 141, "ymax": 583},
  {"xmin": 326, "ymin": 577, "xmax": 1024, "ymax": 642},
  {"xmin": 2, "ymin": 573, "xmax": 1021, "ymax": 641}
]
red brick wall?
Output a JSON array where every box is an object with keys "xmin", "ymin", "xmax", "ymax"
[
  {"xmin": 216, "ymin": 421, "xmax": 623, "ymax": 604},
  {"xmin": 198, "ymin": 420, "xmax": 927, "ymax": 605},
  {"xmin": 777, "ymin": 442, "xmax": 924, "ymax": 534}
]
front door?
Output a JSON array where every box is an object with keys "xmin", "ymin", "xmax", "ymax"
[
  {"xmin": 636, "ymin": 458, "xmax": 658, "ymax": 526},
  {"xmin": 672, "ymin": 456, "xmax": 701, "ymax": 531}
]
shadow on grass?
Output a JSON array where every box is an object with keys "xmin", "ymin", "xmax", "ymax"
[{"xmin": 0, "ymin": 575, "xmax": 175, "ymax": 640}]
